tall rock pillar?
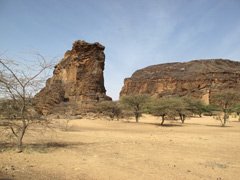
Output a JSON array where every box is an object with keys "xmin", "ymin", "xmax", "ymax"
[{"xmin": 34, "ymin": 40, "xmax": 111, "ymax": 115}]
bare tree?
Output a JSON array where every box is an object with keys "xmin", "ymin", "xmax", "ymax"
[
  {"xmin": 0, "ymin": 50, "xmax": 56, "ymax": 150},
  {"xmin": 211, "ymin": 90, "xmax": 240, "ymax": 126}
]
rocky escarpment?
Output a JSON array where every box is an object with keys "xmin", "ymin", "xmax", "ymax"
[
  {"xmin": 120, "ymin": 59, "xmax": 240, "ymax": 104},
  {"xmin": 34, "ymin": 40, "xmax": 111, "ymax": 115}
]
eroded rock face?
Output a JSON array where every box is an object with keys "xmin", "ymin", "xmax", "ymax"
[
  {"xmin": 120, "ymin": 59, "xmax": 240, "ymax": 104},
  {"xmin": 34, "ymin": 40, "xmax": 111, "ymax": 115}
]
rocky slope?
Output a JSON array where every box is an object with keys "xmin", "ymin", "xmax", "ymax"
[
  {"xmin": 34, "ymin": 40, "xmax": 111, "ymax": 115},
  {"xmin": 120, "ymin": 59, "xmax": 240, "ymax": 104}
]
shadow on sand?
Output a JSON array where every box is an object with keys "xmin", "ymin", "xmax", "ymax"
[
  {"xmin": 0, "ymin": 141, "xmax": 94, "ymax": 152},
  {"xmin": 123, "ymin": 121, "xmax": 184, "ymax": 127},
  {"xmin": 205, "ymin": 125, "xmax": 233, "ymax": 128},
  {"xmin": 151, "ymin": 123, "xmax": 184, "ymax": 127}
]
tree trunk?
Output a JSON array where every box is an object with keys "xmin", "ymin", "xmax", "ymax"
[
  {"xmin": 17, "ymin": 136, "xmax": 23, "ymax": 150},
  {"xmin": 180, "ymin": 114, "xmax": 185, "ymax": 123},
  {"xmin": 110, "ymin": 114, "xmax": 114, "ymax": 121},
  {"xmin": 135, "ymin": 114, "xmax": 139, "ymax": 123},
  {"xmin": 223, "ymin": 110, "xmax": 227, "ymax": 127},
  {"xmin": 179, "ymin": 113, "xmax": 183, "ymax": 121},
  {"xmin": 182, "ymin": 114, "xmax": 186, "ymax": 123},
  {"xmin": 17, "ymin": 118, "xmax": 27, "ymax": 150},
  {"xmin": 160, "ymin": 115, "xmax": 165, "ymax": 126}
]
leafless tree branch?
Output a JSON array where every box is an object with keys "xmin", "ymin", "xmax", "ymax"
[{"xmin": 0, "ymin": 50, "xmax": 58, "ymax": 150}]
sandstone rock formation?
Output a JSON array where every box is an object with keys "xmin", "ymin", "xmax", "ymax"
[
  {"xmin": 34, "ymin": 40, "xmax": 111, "ymax": 115},
  {"xmin": 120, "ymin": 59, "xmax": 240, "ymax": 104}
]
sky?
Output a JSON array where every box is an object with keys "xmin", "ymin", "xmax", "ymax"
[{"xmin": 0, "ymin": 0, "xmax": 240, "ymax": 100}]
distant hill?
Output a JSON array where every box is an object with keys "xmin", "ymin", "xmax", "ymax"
[{"xmin": 120, "ymin": 59, "xmax": 240, "ymax": 104}]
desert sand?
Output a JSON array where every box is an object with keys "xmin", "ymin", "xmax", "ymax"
[{"xmin": 1, "ymin": 115, "xmax": 240, "ymax": 180}]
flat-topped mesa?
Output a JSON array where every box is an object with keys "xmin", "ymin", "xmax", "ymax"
[
  {"xmin": 34, "ymin": 40, "xmax": 111, "ymax": 115},
  {"xmin": 120, "ymin": 59, "xmax": 240, "ymax": 104}
]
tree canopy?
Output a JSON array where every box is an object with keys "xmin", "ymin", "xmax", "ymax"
[
  {"xmin": 96, "ymin": 101, "xmax": 121, "ymax": 120},
  {"xmin": 120, "ymin": 94, "xmax": 150, "ymax": 123},
  {"xmin": 149, "ymin": 96, "xmax": 206, "ymax": 125},
  {"xmin": 211, "ymin": 90, "xmax": 240, "ymax": 126}
]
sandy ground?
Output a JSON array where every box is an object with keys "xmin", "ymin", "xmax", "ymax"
[{"xmin": 0, "ymin": 115, "xmax": 240, "ymax": 180}]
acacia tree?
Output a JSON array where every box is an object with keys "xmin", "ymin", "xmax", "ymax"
[
  {"xmin": 211, "ymin": 90, "xmax": 240, "ymax": 126},
  {"xmin": 171, "ymin": 97, "xmax": 190, "ymax": 123},
  {"xmin": 120, "ymin": 94, "xmax": 150, "ymax": 123},
  {"xmin": 182, "ymin": 97, "xmax": 206, "ymax": 118},
  {"xmin": 150, "ymin": 97, "xmax": 189, "ymax": 125},
  {"xmin": 150, "ymin": 96, "xmax": 206, "ymax": 125},
  {"xmin": 96, "ymin": 101, "xmax": 121, "ymax": 120},
  {"xmin": 233, "ymin": 103, "xmax": 240, "ymax": 121},
  {"xmin": 149, "ymin": 97, "xmax": 176, "ymax": 125},
  {"xmin": 0, "ymin": 51, "xmax": 56, "ymax": 150},
  {"xmin": 204, "ymin": 104, "xmax": 220, "ymax": 116}
]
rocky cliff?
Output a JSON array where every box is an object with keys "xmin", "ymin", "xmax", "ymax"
[
  {"xmin": 34, "ymin": 40, "xmax": 111, "ymax": 115},
  {"xmin": 120, "ymin": 59, "xmax": 240, "ymax": 104}
]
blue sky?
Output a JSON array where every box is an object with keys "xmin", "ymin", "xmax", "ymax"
[{"xmin": 0, "ymin": 0, "xmax": 240, "ymax": 100}]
